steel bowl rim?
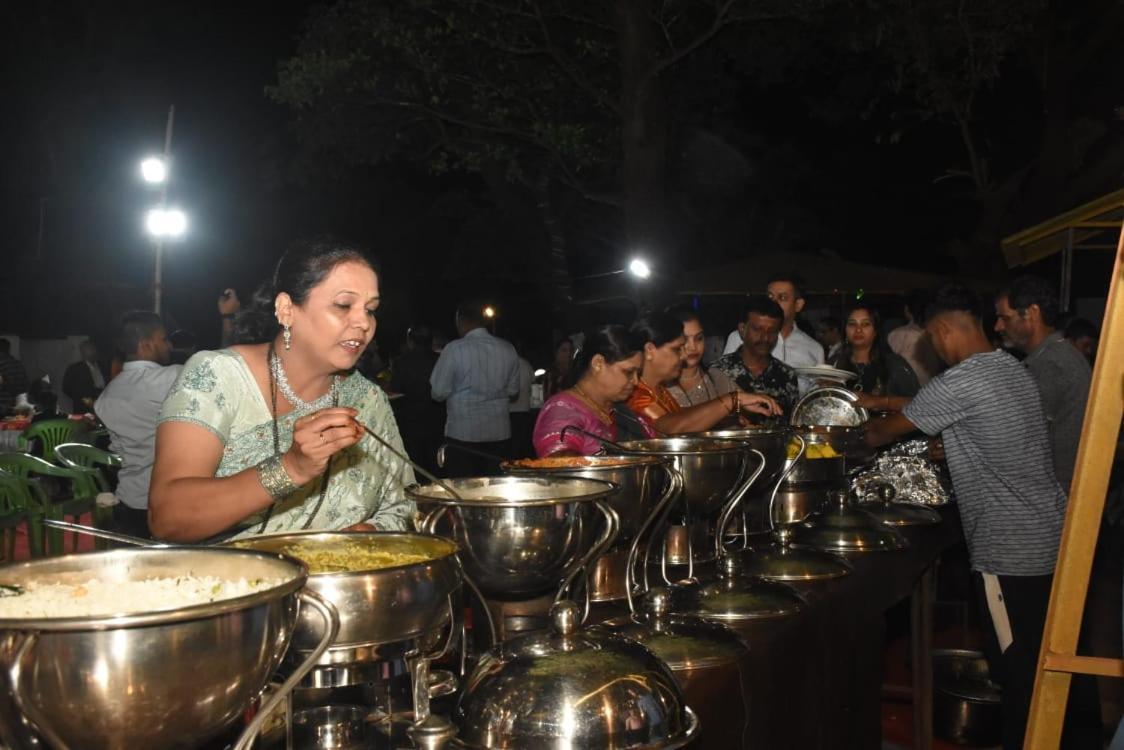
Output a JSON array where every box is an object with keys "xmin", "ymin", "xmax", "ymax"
[
  {"xmin": 0, "ymin": 546, "xmax": 308, "ymax": 632},
  {"xmin": 227, "ymin": 530, "xmax": 460, "ymax": 579},
  {"xmin": 615, "ymin": 437, "xmax": 752, "ymax": 456},
  {"xmin": 408, "ymin": 476, "xmax": 620, "ymax": 507},
  {"xmin": 694, "ymin": 427, "xmax": 790, "ymax": 441}
]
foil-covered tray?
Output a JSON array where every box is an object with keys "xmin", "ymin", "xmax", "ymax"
[{"xmin": 850, "ymin": 438, "xmax": 952, "ymax": 506}]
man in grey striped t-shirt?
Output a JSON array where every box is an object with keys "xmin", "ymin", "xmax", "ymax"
[{"xmin": 862, "ymin": 285, "xmax": 1098, "ymax": 749}]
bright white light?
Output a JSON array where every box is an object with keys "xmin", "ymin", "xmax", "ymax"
[
  {"xmin": 140, "ymin": 157, "xmax": 167, "ymax": 184},
  {"xmin": 146, "ymin": 208, "xmax": 187, "ymax": 237},
  {"xmin": 482, "ymin": 305, "xmax": 496, "ymax": 319},
  {"xmin": 628, "ymin": 258, "xmax": 651, "ymax": 279},
  {"xmin": 534, "ymin": 368, "xmax": 546, "ymax": 378}
]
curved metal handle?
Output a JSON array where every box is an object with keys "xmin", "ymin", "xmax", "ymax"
[
  {"xmin": 767, "ymin": 434, "xmax": 805, "ymax": 531},
  {"xmin": 437, "ymin": 442, "xmax": 506, "ymax": 469},
  {"xmin": 714, "ymin": 447, "xmax": 767, "ymax": 558},
  {"xmin": 625, "ymin": 462, "xmax": 684, "ymax": 614},
  {"xmin": 7, "ymin": 632, "xmax": 71, "ymax": 750},
  {"xmin": 452, "ymin": 556, "xmax": 498, "ymax": 649},
  {"xmin": 232, "ymin": 588, "xmax": 340, "ymax": 750},
  {"xmin": 560, "ymin": 425, "xmax": 628, "ymax": 454},
  {"xmin": 553, "ymin": 497, "xmax": 620, "ymax": 622}
]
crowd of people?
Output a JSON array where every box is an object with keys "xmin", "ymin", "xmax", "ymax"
[{"xmin": 0, "ymin": 238, "xmax": 1112, "ymax": 749}]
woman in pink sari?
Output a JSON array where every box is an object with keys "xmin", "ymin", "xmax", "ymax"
[{"xmin": 532, "ymin": 325, "xmax": 655, "ymax": 456}]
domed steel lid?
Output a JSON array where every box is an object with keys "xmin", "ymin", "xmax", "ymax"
[
  {"xmin": 454, "ymin": 601, "xmax": 700, "ymax": 749},
  {"xmin": 593, "ymin": 589, "xmax": 748, "ymax": 671},
  {"xmin": 736, "ymin": 526, "xmax": 853, "ymax": 582},
  {"xmin": 669, "ymin": 555, "xmax": 805, "ymax": 623},
  {"xmin": 792, "ymin": 491, "xmax": 909, "ymax": 553},
  {"xmin": 859, "ymin": 484, "xmax": 942, "ymax": 527}
]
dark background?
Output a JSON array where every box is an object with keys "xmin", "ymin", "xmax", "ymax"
[{"xmin": 2, "ymin": 0, "xmax": 1121, "ymax": 362}]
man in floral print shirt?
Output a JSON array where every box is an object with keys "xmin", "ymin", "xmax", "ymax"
[{"xmin": 710, "ymin": 296, "xmax": 799, "ymax": 417}]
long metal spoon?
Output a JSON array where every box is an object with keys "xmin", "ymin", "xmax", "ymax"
[
  {"xmin": 41, "ymin": 518, "xmax": 163, "ymax": 548},
  {"xmin": 354, "ymin": 419, "xmax": 467, "ymax": 502}
]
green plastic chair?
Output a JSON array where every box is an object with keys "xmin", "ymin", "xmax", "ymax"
[
  {"xmin": 0, "ymin": 474, "xmax": 32, "ymax": 561},
  {"xmin": 0, "ymin": 453, "xmax": 99, "ymax": 555},
  {"xmin": 17, "ymin": 419, "xmax": 90, "ymax": 463},
  {"xmin": 54, "ymin": 443, "xmax": 122, "ymax": 493}
]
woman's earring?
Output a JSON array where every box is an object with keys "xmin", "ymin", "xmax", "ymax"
[{"xmin": 283, "ymin": 325, "xmax": 292, "ymax": 351}]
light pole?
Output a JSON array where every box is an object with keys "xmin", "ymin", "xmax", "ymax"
[{"xmin": 144, "ymin": 106, "xmax": 176, "ymax": 314}]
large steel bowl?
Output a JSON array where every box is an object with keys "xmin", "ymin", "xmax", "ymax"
[
  {"xmin": 694, "ymin": 427, "xmax": 789, "ymax": 485},
  {"xmin": 502, "ymin": 456, "xmax": 674, "ymax": 602},
  {"xmin": 616, "ymin": 437, "xmax": 751, "ymax": 517},
  {"xmin": 410, "ymin": 476, "xmax": 618, "ymax": 601},
  {"xmin": 229, "ymin": 531, "xmax": 461, "ymax": 664},
  {"xmin": 0, "ymin": 547, "xmax": 308, "ymax": 750}
]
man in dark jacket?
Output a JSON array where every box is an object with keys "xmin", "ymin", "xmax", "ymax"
[
  {"xmin": 390, "ymin": 325, "xmax": 445, "ymax": 475},
  {"xmin": 62, "ymin": 340, "xmax": 107, "ymax": 413}
]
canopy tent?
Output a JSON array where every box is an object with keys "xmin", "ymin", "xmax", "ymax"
[
  {"xmin": 1000, "ymin": 188, "xmax": 1124, "ymax": 312},
  {"xmin": 677, "ymin": 251, "xmax": 974, "ymax": 297}
]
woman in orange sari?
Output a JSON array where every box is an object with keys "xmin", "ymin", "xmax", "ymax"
[{"xmin": 627, "ymin": 313, "xmax": 782, "ymax": 434}]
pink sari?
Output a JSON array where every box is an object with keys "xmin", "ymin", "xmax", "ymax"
[{"xmin": 532, "ymin": 392, "xmax": 618, "ymax": 457}]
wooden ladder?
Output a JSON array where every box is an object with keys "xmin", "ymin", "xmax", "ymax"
[{"xmin": 1024, "ymin": 232, "xmax": 1124, "ymax": 746}]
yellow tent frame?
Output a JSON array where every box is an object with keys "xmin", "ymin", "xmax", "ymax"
[{"xmin": 1001, "ymin": 188, "xmax": 1124, "ymax": 311}]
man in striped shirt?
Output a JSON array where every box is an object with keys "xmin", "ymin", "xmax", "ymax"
[
  {"xmin": 862, "ymin": 284, "xmax": 1099, "ymax": 749},
  {"xmin": 430, "ymin": 302, "xmax": 520, "ymax": 476}
]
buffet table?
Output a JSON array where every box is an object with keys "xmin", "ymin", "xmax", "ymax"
[{"xmin": 728, "ymin": 506, "xmax": 961, "ymax": 750}]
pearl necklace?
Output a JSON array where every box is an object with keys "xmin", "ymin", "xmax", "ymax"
[{"xmin": 268, "ymin": 349, "xmax": 341, "ymax": 416}]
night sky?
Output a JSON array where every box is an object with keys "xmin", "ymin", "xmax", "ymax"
[{"xmin": 3, "ymin": 0, "xmax": 1122, "ymax": 356}]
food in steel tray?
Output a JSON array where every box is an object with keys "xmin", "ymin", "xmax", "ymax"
[
  {"xmin": 0, "ymin": 576, "xmax": 283, "ymax": 619},
  {"xmin": 786, "ymin": 440, "xmax": 840, "ymax": 460},
  {"xmin": 252, "ymin": 539, "xmax": 432, "ymax": 574},
  {"xmin": 507, "ymin": 456, "xmax": 643, "ymax": 469}
]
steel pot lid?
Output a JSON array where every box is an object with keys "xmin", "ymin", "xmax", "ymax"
[
  {"xmin": 857, "ymin": 484, "xmax": 942, "ymax": 527},
  {"xmin": 793, "ymin": 491, "xmax": 909, "ymax": 553},
  {"xmin": 593, "ymin": 589, "xmax": 747, "ymax": 671},
  {"xmin": 737, "ymin": 527, "xmax": 853, "ymax": 581},
  {"xmin": 791, "ymin": 387, "xmax": 869, "ymax": 428},
  {"xmin": 455, "ymin": 601, "xmax": 700, "ymax": 749},
  {"xmin": 407, "ymin": 475, "xmax": 618, "ymax": 507},
  {"xmin": 670, "ymin": 555, "xmax": 805, "ymax": 622},
  {"xmin": 934, "ymin": 649, "xmax": 1002, "ymax": 703}
]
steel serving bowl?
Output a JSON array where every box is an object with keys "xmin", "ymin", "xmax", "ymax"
[
  {"xmin": 694, "ymin": 427, "xmax": 790, "ymax": 485},
  {"xmin": 410, "ymin": 476, "xmax": 619, "ymax": 600},
  {"xmin": 228, "ymin": 531, "xmax": 461, "ymax": 664},
  {"xmin": 616, "ymin": 437, "xmax": 752, "ymax": 517},
  {"xmin": 0, "ymin": 547, "xmax": 310, "ymax": 750},
  {"xmin": 455, "ymin": 601, "xmax": 700, "ymax": 749},
  {"xmin": 503, "ymin": 455, "xmax": 669, "ymax": 547}
]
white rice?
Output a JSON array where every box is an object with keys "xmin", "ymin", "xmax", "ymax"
[{"xmin": 0, "ymin": 576, "xmax": 285, "ymax": 619}]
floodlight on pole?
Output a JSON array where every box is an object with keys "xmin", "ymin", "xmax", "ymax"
[
  {"xmin": 628, "ymin": 258, "xmax": 652, "ymax": 279},
  {"xmin": 146, "ymin": 208, "xmax": 187, "ymax": 238},
  {"xmin": 482, "ymin": 305, "xmax": 497, "ymax": 319},
  {"xmin": 141, "ymin": 157, "xmax": 168, "ymax": 184}
]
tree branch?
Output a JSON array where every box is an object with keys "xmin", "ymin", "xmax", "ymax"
[{"xmin": 529, "ymin": 0, "xmax": 623, "ymax": 117}]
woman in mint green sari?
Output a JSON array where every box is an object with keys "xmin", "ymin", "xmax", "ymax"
[{"xmin": 149, "ymin": 238, "xmax": 415, "ymax": 542}]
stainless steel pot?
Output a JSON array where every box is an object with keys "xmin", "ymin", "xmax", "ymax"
[
  {"xmin": 933, "ymin": 649, "xmax": 1001, "ymax": 746},
  {"xmin": 615, "ymin": 437, "xmax": 754, "ymax": 518},
  {"xmin": 502, "ymin": 456, "xmax": 676, "ymax": 602},
  {"xmin": 693, "ymin": 427, "xmax": 789, "ymax": 485},
  {"xmin": 410, "ymin": 476, "xmax": 620, "ymax": 602},
  {"xmin": 0, "ymin": 547, "xmax": 338, "ymax": 750},
  {"xmin": 455, "ymin": 601, "xmax": 700, "ymax": 749},
  {"xmin": 228, "ymin": 531, "xmax": 461, "ymax": 665}
]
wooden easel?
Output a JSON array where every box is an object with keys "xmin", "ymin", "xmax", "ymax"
[{"xmin": 1024, "ymin": 235, "xmax": 1124, "ymax": 747}]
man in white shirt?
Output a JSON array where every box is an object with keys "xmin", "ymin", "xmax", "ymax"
[
  {"xmin": 430, "ymin": 302, "xmax": 520, "ymax": 476},
  {"xmin": 723, "ymin": 273, "xmax": 824, "ymax": 391},
  {"xmin": 94, "ymin": 312, "xmax": 182, "ymax": 538}
]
